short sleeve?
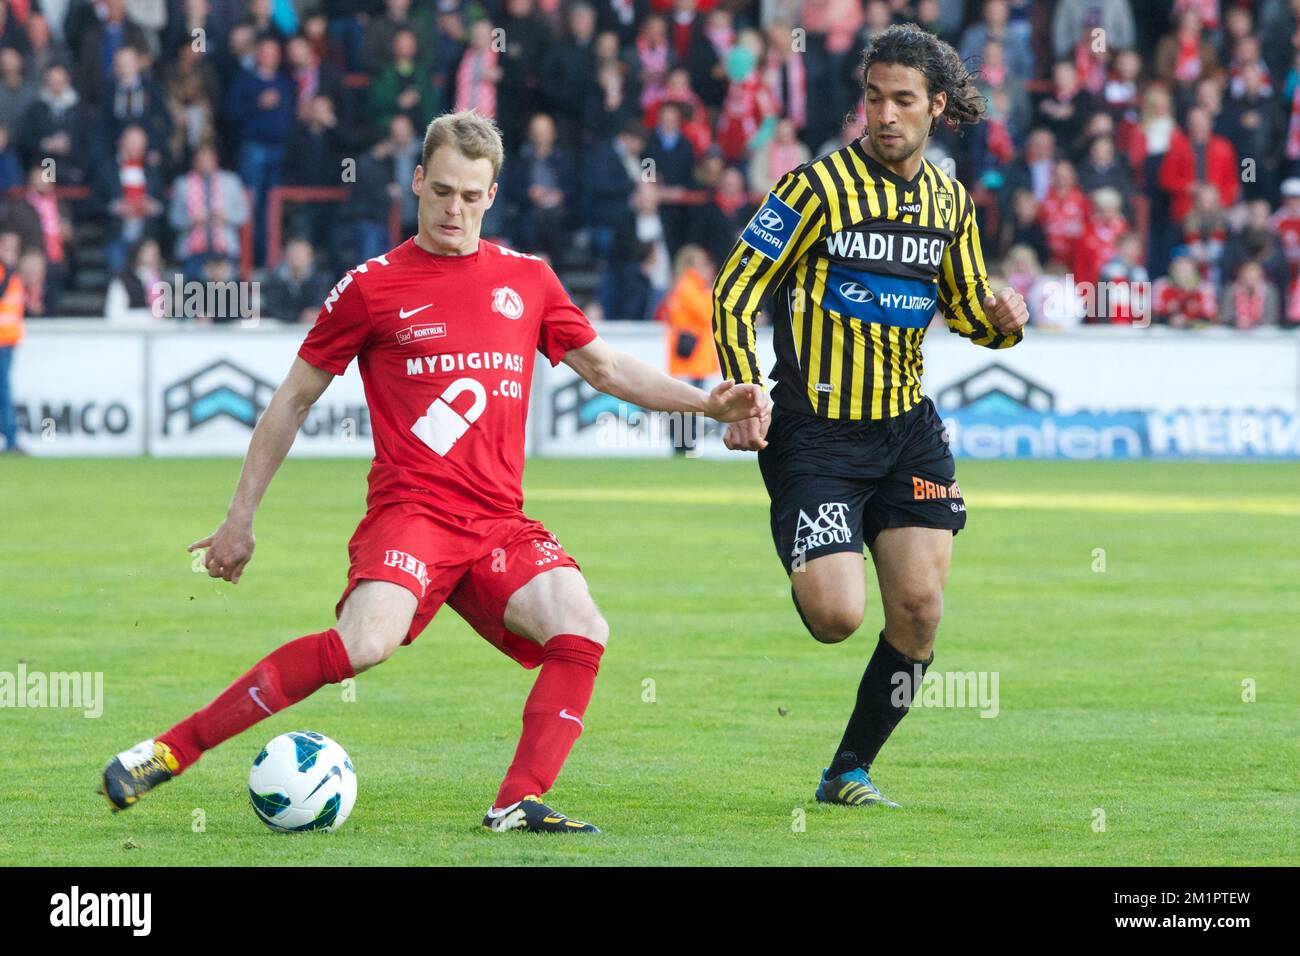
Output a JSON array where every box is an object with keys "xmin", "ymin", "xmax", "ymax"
[
  {"xmin": 536, "ymin": 259, "xmax": 597, "ymax": 366},
  {"xmin": 297, "ymin": 270, "xmax": 374, "ymax": 375}
]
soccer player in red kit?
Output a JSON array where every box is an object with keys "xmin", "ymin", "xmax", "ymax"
[{"xmin": 100, "ymin": 110, "xmax": 767, "ymax": 833}]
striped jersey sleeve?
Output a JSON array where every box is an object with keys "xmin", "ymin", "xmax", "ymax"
[
  {"xmin": 711, "ymin": 167, "xmax": 825, "ymax": 384},
  {"xmin": 937, "ymin": 182, "xmax": 1023, "ymax": 350}
]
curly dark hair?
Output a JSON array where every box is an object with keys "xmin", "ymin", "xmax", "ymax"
[{"xmin": 859, "ymin": 24, "xmax": 986, "ymax": 133}]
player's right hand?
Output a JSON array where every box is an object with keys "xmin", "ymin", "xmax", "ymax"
[
  {"xmin": 188, "ymin": 519, "xmax": 256, "ymax": 584},
  {"xmin": 723, "ymin": 412, "xmax": 771, "ymax": 452}
]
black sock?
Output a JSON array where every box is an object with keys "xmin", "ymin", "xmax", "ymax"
[{"xmin": 826, "ymin": 631, "xmax": 933, "ymax": 778}]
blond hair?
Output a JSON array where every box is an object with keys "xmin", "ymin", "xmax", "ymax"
[{"xmin": 421, "ymin": 110, "xmax": 505, "ymax": 183}]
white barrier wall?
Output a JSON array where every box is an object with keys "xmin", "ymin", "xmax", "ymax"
[{"xmin": 12, "ymin": 322, "xmax": 1300, "ymax": 459}]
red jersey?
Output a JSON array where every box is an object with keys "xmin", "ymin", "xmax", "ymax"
[{"xmin": 298, "ymin": 238, "xmax": 597, "ymax": 517}]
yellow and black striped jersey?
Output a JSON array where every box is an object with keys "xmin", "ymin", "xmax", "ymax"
[{"xmin": 712, "ymin": 137, "xmax": 1022, "ymax": 421}]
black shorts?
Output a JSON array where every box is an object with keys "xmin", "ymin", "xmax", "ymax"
[{"xmin": 757, "ymin": 397, "xmax": 966, "ymax": 574}]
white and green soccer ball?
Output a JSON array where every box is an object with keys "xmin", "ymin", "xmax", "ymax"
[{"xmin": 248, "ymin": 731, "xmax": 357, "ymax": 833}]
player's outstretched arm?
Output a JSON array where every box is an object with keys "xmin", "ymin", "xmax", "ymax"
[
  {"xmin": 188, "ymin": 357, "xmax": 334, "ymax": 584},
  {"xmin": 563, "ymin": 336, "xmax": 769, "ymax": 423}
]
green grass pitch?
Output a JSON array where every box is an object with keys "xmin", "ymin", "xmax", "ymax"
[{"xmin": 1, "ymin": 456, "xmax": 1297, "ymax": 866}]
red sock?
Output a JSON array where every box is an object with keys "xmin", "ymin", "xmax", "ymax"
[
  {"xmin": 494, "ymin": 634, "xmax": 604, "ymax": 809},
  {"xmin": 158, "ymin": 629, "xmax": 354, "ymax": 774}
]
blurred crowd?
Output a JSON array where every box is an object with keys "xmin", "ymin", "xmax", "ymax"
[{"xmin": 0, "ymin": 0, "xmax": 1299, "ymax": 332}]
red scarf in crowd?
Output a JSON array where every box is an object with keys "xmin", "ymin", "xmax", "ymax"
[
  {"xmin": 184, "ymin": 172, "xmax": 227, "ymax": 256},
  {"xmin": 25, "ymin": 187, "xmax": 63, "ymax": 265}
]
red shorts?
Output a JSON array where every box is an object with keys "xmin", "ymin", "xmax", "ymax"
[{"xmin": 334, "ymin": 500, "xmax": 580, "ymax": 669}]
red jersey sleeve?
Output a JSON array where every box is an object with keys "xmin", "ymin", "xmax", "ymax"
[
  {"xmin": 298, "ymin": 271, "xmax": 374, "ymax": 375},
  {"xmin": 535, "ymin": 259, "xmax": 597, "ymax": 366}
]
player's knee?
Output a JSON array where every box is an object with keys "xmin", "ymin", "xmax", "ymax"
[
  {"xmin": 805, "ymin": 606, "xmax": 864, "ymax": 644},
  {"xmin": 337, "ymin": 620, "xmax": 405, "ymax": 672},
  {"xmin": 896, "ymin": 588, "xmax": 944, "ymax": 636},
  {"xmin": 568, "ymin": 606, "xmax": 609, "ymax": 647}
]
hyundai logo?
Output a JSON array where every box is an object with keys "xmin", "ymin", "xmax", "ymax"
[
  {"xmin": 838, "ymin": 282, "xmax": 874, "ymax": 303},
  {"xmin": 758, "ymin": 208, "xmax": 784, "ymax": 231}
]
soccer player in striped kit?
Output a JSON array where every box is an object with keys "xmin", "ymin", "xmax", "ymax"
[
  {"xmin": 102, "ymin": 110, "xmax": 767, "ymax": 833},
  {"xmin": 712, "ymin": 25, "xmax": 1028, "ymax": 807}
]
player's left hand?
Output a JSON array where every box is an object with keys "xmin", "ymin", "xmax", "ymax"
[
  {"xmin": 983, "ymin": 288, "xmax": 1028, "ymax": 334},
  {"xmin": 705, "ymin": 380, "xmax": 770, "ymax": 423}
]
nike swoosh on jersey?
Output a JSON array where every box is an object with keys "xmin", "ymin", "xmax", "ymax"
[{"xmin": 399, "ymin": 304, "xmax": 433, "ymax": 318}]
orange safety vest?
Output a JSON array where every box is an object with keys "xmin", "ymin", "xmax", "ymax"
[
  {"xmin": 0, "ymin": 268, "xmax": 24, "ymax": 347},
  {"xmin": 661, "ymin": 267, "xmax": 720, "ymax": 380}
]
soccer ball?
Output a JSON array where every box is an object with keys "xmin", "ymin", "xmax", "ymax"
[{"xmin": 248, "ymin": 731, "xmax": 357, "ymax": 833}]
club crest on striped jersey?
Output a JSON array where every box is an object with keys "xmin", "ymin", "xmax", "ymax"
[
  {"xmin": 741, "ymin": 193, "xmax": 800, "ymax": 260},
  {"xmin": 491, "ymin": 286, "xmax": 524, "ymax": 319}
]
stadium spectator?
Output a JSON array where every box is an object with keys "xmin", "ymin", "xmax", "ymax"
[
  {"xmin": 1039, "ymin": 159, "xmax": 1089, "ymax": 268},
  {"xmin": 5, "ymin": 164, "xmax": 71, "ymax": 317},
  {"xmin": 264, "ymin": 236, "xmax": 331, "ymax": 324},
  {"xmin": 72, "ymin": 0, "xmax": 150, "ymax": 103},
  {"xmin": 1078, "ymin": 134, "xmax": 1135, "ymax": 207},
  {"xmin": 688, "ymin": 6, "xmax": 733, "ymax": 110},
  {"xmin": 1222, "ymin": 260, "xmax": 1280, "ymax": 330},
  {"xmin": 102, "ymin": 46, "xmax": 172, "ymax": 161},
  {"xmin": 1030, "ymin": 262, "xmax": 1087, "ymax": 330},
  {"xmin": 226, "ymin": 35, "xmax": 294, "ymax": 265},
  {"xmin": 644, "ymin": 68, "xmax": 711, "ymax": 155},
  {"xmin": 1273, "ymin": 178, "xmax": 1300, "ymax": 284},
  {"xmin": 453, "ymin": 18, "xmax": 501, "ymax": 119},
  {"xmin": 996, "ymin": 187, "xmax": 1049, "ymax": 264},
  {"xmin": 1033, "ymin": 60, "xmax": 1094, "ymax": 150},
  {"xmin": 1178, "ymin": 182, "xmax": 1229, "ymax": 287},
  {"xmin": 21, "ymin": 13, "xmax": 68, "ymax": 81},
  {"xmin": 163, "ymin": 49, "xmax": 219, "ymax": 175},
  {"xmin": 1158, "ymin": 106, "xmax": 1239, "ymax": 225},
  {"xmin": 284, "ymin": 92, "xmax": 344, "ymax": 268},
  {"xmin": 0, "ymin": 229, "xmax": 23, "ymax": 453},
  {"xmin": 595, "ymin": 0, "xmax": 650, "ymax": 48},
  {"xmin": 1098, "ymin": 233, "xmax": 1150, "ymax": 325},
  {"xmin": 1224, "ymin": 198, "xmax": 1287, "ymax": 294},
  {"xmin": 635, "ymin": 15, "xmax": 672, "ymax": 112},
  {"xmin": 1154, "ymin": 5, "xmax": 1218, "ymax": 91},
  {"xmin": 503, "ymin": 113, "xmax": 575, "ymax": 262},
  {"xmin": 583, "ymin": 120, "xmax": 646, "ymax": 268},
  {"xmin": 372, "ymin": 27, "xmax": 440, "ymax": 129},
  {"xmin": 22, "ymin": 62, "xmax": 89, "ymax": 184},
  {"xmin": 761, "ymin": 19, "xmax": 805, "ymax": 134},
  {"xmin": 168, "ymin": 142, "xmax": 248, "ymax": 281},
  {"xmin": 960, "ymin": 0, "xmax": 1033, "ymax": 83},
  {"xmin": 18, "ymin": 244, "xmax": 47, "ymax": 317},
  {"xmin": 495, "ymin": 0, "xmax": 553, "ymax": 153},
  {"xmin": 105, "ymin": 237, "xmax": 165, "ymax": 322},
  {"xmin": 388, "ymin": 114, "xmax": 422, "ymax": 238},
  {"xmin": 98, "ymin": 124, "xmax": 164, "ymax": 275},
  {"xmin": 347, "ymin": 135, "xmax": 399, "ymax": 263},
  {"xmin": 658, "ymin": 242, "xmax": 718, "ymax": 454},
  {"xmin": 748, "ymin": 116, "xmax": 809, "ymax": 193},
  {"xmin": 643, "ymin": 99, "xmax": 695, "ymax": 186},
  {"xmin": 1075, "ymin": 186, "xmax": 1129, "ymax": 292},
  {"xmin": 1153, "ymin": 254, "xmax": 1217, "ymax": 327},
  {"xmin": 1003, "ymin": 243, "xmax": 1042, "ymax": 303},
  {"xmin": 0, "ymin": 124, "xmax": 21, "ymax": 193},
  {"xmin": 716, "ymin": 31, "xmax": 776, "ymax": 164},
  {"xmin": 586, "ymin": 48, "xmax": 637, "ymax": 141},
  {"xmin": 1223, "ymin": 61, "xmax": 1280, "ymax": 203},
  {"xmin": 0, "ymin": 47, "xmax": 36, "ymax": 139},
  {"xmin": 362, "ymin": 0, "xmax": 434, "ymax": 76},
  {"xmin": 696, "ymin": 163, "xmax": 754, "ymax": 274},
  {"xmin": 285, "ymin": 35, "xmax": 345, "ymax": 129},
  {"xmin": 539, "ymin": 2, "xmax": 599, "ymax": 150},
  {"xmin": 603, "ymin": 180, "xmax": 669, "ymax": 321}
]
